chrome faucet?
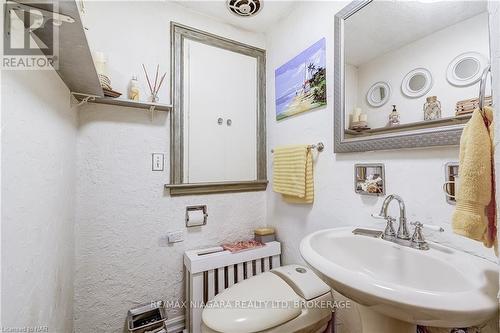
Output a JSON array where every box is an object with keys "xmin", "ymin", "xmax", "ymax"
[
  {"xmin": 377, "ymin": 194, "xmax": 410, "ymax": 240},
  {"xmin": 370, "ymin": 194, "xmax": 445, "ymax": 250}
]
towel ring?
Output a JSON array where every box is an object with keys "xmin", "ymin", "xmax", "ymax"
[{"xmin": 478, "ymin": 65, "xmax": 491, "ymax": 112}]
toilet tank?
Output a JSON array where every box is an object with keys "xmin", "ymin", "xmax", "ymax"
[{"xmin": 271, "ymin": 264, "xmax": 331, "ymax": 301}]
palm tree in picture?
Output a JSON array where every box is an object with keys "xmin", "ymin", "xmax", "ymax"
[{"xmin": 307, "ymin": 63, "xmax": 316, "ymax": 80}]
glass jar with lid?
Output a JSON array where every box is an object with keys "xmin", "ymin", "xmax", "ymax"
[{"xmin": 424, "ymin": 96, "xmax": 441, "ymax": 121}]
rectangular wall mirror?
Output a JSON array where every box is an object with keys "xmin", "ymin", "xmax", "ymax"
[
  {"xmin": 166, "ymin": 23, "xmax": 267, "ymax": 195},
  {"xmin": 334, "ymin": 0, "xmax": 491, "ymax": 152}
]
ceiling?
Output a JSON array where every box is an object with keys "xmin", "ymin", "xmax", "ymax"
[
  {"xmin": 345, "ymin": 1, "xmax": 488, "ymax": 66},
  {"xmin": 172, "ymin": 0, "xmax": 298, "ymax": 33}
]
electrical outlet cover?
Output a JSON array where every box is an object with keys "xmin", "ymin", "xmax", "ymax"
[{"xmin": 152, "ymin": 153, "xmax": 164, "ymax": 171}]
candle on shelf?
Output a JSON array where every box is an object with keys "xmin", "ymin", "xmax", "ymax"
[
  {"xmin": 352, "ymin": 107, "xmax": 362, "ymax": 122},
  {"xmin": 359, "ymin": 113, "xmax": 368, "ymax": 122}
]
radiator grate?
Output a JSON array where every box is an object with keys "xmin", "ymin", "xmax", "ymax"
[{"xmin": 184, "ymin": 242, "xmax": 281, "ymax": 333}]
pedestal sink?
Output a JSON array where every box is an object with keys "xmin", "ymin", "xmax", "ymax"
[{"xmin": 300, "ymin": 227, "xmax": 498, "ymax": 332}]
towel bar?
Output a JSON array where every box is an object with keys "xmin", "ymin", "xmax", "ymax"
[{"xmin": 271, "ymin": 142, "xmax": 324, "ymax": 153}]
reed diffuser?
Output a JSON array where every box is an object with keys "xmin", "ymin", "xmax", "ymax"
[{"xmin": 142, "ymin": 64, "xmax": 166, "ymax": 103}]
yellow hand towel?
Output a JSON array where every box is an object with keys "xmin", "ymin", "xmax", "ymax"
[
  {"xmin": 452, "ymin": 108, "xmax": 495, "ymax": 250},
  {"xmin": 273, "ymin": 145, "xmax": 314, "ymax": 204}
]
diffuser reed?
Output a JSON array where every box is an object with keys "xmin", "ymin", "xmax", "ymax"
[{"xmin": 142, "ymin": 64, "xmax": 166, "ymax": 103}]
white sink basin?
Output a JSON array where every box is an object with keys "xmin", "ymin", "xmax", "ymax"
[{"xmin": 300, "ymin": 227, "xmax": 498, "ymax": 329}]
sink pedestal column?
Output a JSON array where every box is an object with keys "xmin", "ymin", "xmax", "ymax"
[{"xmin": 358, "ymin": 305, "xmax": 416, "ymax": 333}]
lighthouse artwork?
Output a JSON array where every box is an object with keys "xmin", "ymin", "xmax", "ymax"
[{"xmin": 275, "ymin": 38, "xmax": 327, "ymax": 121}]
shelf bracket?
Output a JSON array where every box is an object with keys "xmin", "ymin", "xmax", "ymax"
[
  {"xmin": 76, "ymin": 95, "xmax": 95, "ymax": 107},
  {"xmin": 149, "ymin": 105, "xmax": 156, "ymax": 121},
  {"xmin": 7, "ymin": 1, "xmax": 76, "ymax": 25},
  {"xmin": 70, "ymin": 92, "xmax": 98, "ymax": 107}
]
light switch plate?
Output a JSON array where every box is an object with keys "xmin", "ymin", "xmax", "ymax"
[
  {"xmin": 152, "ymin": 153, "xmax": 164, "ymax": 171},
  {"xmin": 167, "ymin": 230, "xmax": 184, "ymax": 243}
]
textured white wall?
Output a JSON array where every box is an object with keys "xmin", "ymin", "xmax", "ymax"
[
  {"xmin": 74, "ymin": 2, "xmax": 266, "ymax": 332},
  {"xmin": 353, "ymin": 12, "xmax": 490, "ymax": 128},
  {"xmin": 265, "ymin": 1, "xmax": 497, "ymax": 268},
  {"xmin": 2, "ymin": 69, "xmax": 76, "ymax": 332}
]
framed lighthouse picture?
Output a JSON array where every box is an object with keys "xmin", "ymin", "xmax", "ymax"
[{"xmin": 275, "ymin": 38, "xmax": 327, "ymax": 121}]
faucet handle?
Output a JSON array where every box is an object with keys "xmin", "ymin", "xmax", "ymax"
[
  {"xmin": 372, "ymin": 214, "xmax": 397, "ymax": 238},
  {"xmin": 410, "ymin": 221, "xmax": 429, "ymax": 250},
  {"xmin": 383, "ymin": 216, "xmax": 397, "ymax": 238},
  {"xmin": 410, "ymin": 222, "xmax": 444, "ymax": 251},
  {"xmin": 410, "ymin": 221, "xmax": 444, "ymax": 232}
]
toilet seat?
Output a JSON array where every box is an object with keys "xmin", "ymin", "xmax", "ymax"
[
  {"xmin": 202, "ymin": 272, "xmax": 302, "ymax": 333},
  {"xmin": 201, "ymin": 265, "xmax": 333, "ymax": 333}
]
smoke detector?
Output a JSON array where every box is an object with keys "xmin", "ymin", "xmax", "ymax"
[{"xmin": 226, "ymin": 0, "xmax": 262, "ymax": 17}]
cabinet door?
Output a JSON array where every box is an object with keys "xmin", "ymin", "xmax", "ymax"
[
  {"xmin": 223, "ymin": 55, "xmax": 257, "ymax": 182},
  {"xmin": 183, "ymin": 39, "xmax": 225, "ymax": 183},
  {"xmin": 183, "ymin": 39, "xmax": 257, "ymax": 183}
]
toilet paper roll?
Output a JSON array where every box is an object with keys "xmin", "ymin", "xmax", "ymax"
[{"xmin": 187, "ymin": 209, "xmax": 206, "ymax": 227}]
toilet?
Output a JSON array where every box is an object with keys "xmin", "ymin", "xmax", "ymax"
[{"xmin": 201, "ymin": 265, "xmax": 334, "ymax": 333}]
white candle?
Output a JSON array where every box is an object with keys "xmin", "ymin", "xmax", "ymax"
[
  {"xmin": 93, "ymin": 51, "xmax": 107, "ymax": 75},
  {"xmin": 359, "ymin": 113, "xmax": 368, "ymax": 122},
  {"xmin": 352, "ymin": 107, "xmax": 361, "ymax": 122}
]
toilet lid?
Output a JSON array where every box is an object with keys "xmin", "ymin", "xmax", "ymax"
[{"xmin": 202, "ymin": 272, "xmax": 302, "ymax": 333}]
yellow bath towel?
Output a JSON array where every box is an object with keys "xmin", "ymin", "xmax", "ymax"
[
  {"xmin": 273, "ymin": 145, "xmax": 314, "ymax": 204},
  {"xmin": 452, "ymin": 107, "xmax": 496, "ymax": 251}
]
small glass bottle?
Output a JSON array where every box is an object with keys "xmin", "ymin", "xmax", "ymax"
[
  {"xmin": 388, "ymin": 105, "xmax": 400, "ymax": 127},
  {"xmin": 128, "ymin": 75, "xmax": 140, "ymax": 101},
  {"xmin": 423, "ymin": 96, "xmax": 441, "ymax": 121}
]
